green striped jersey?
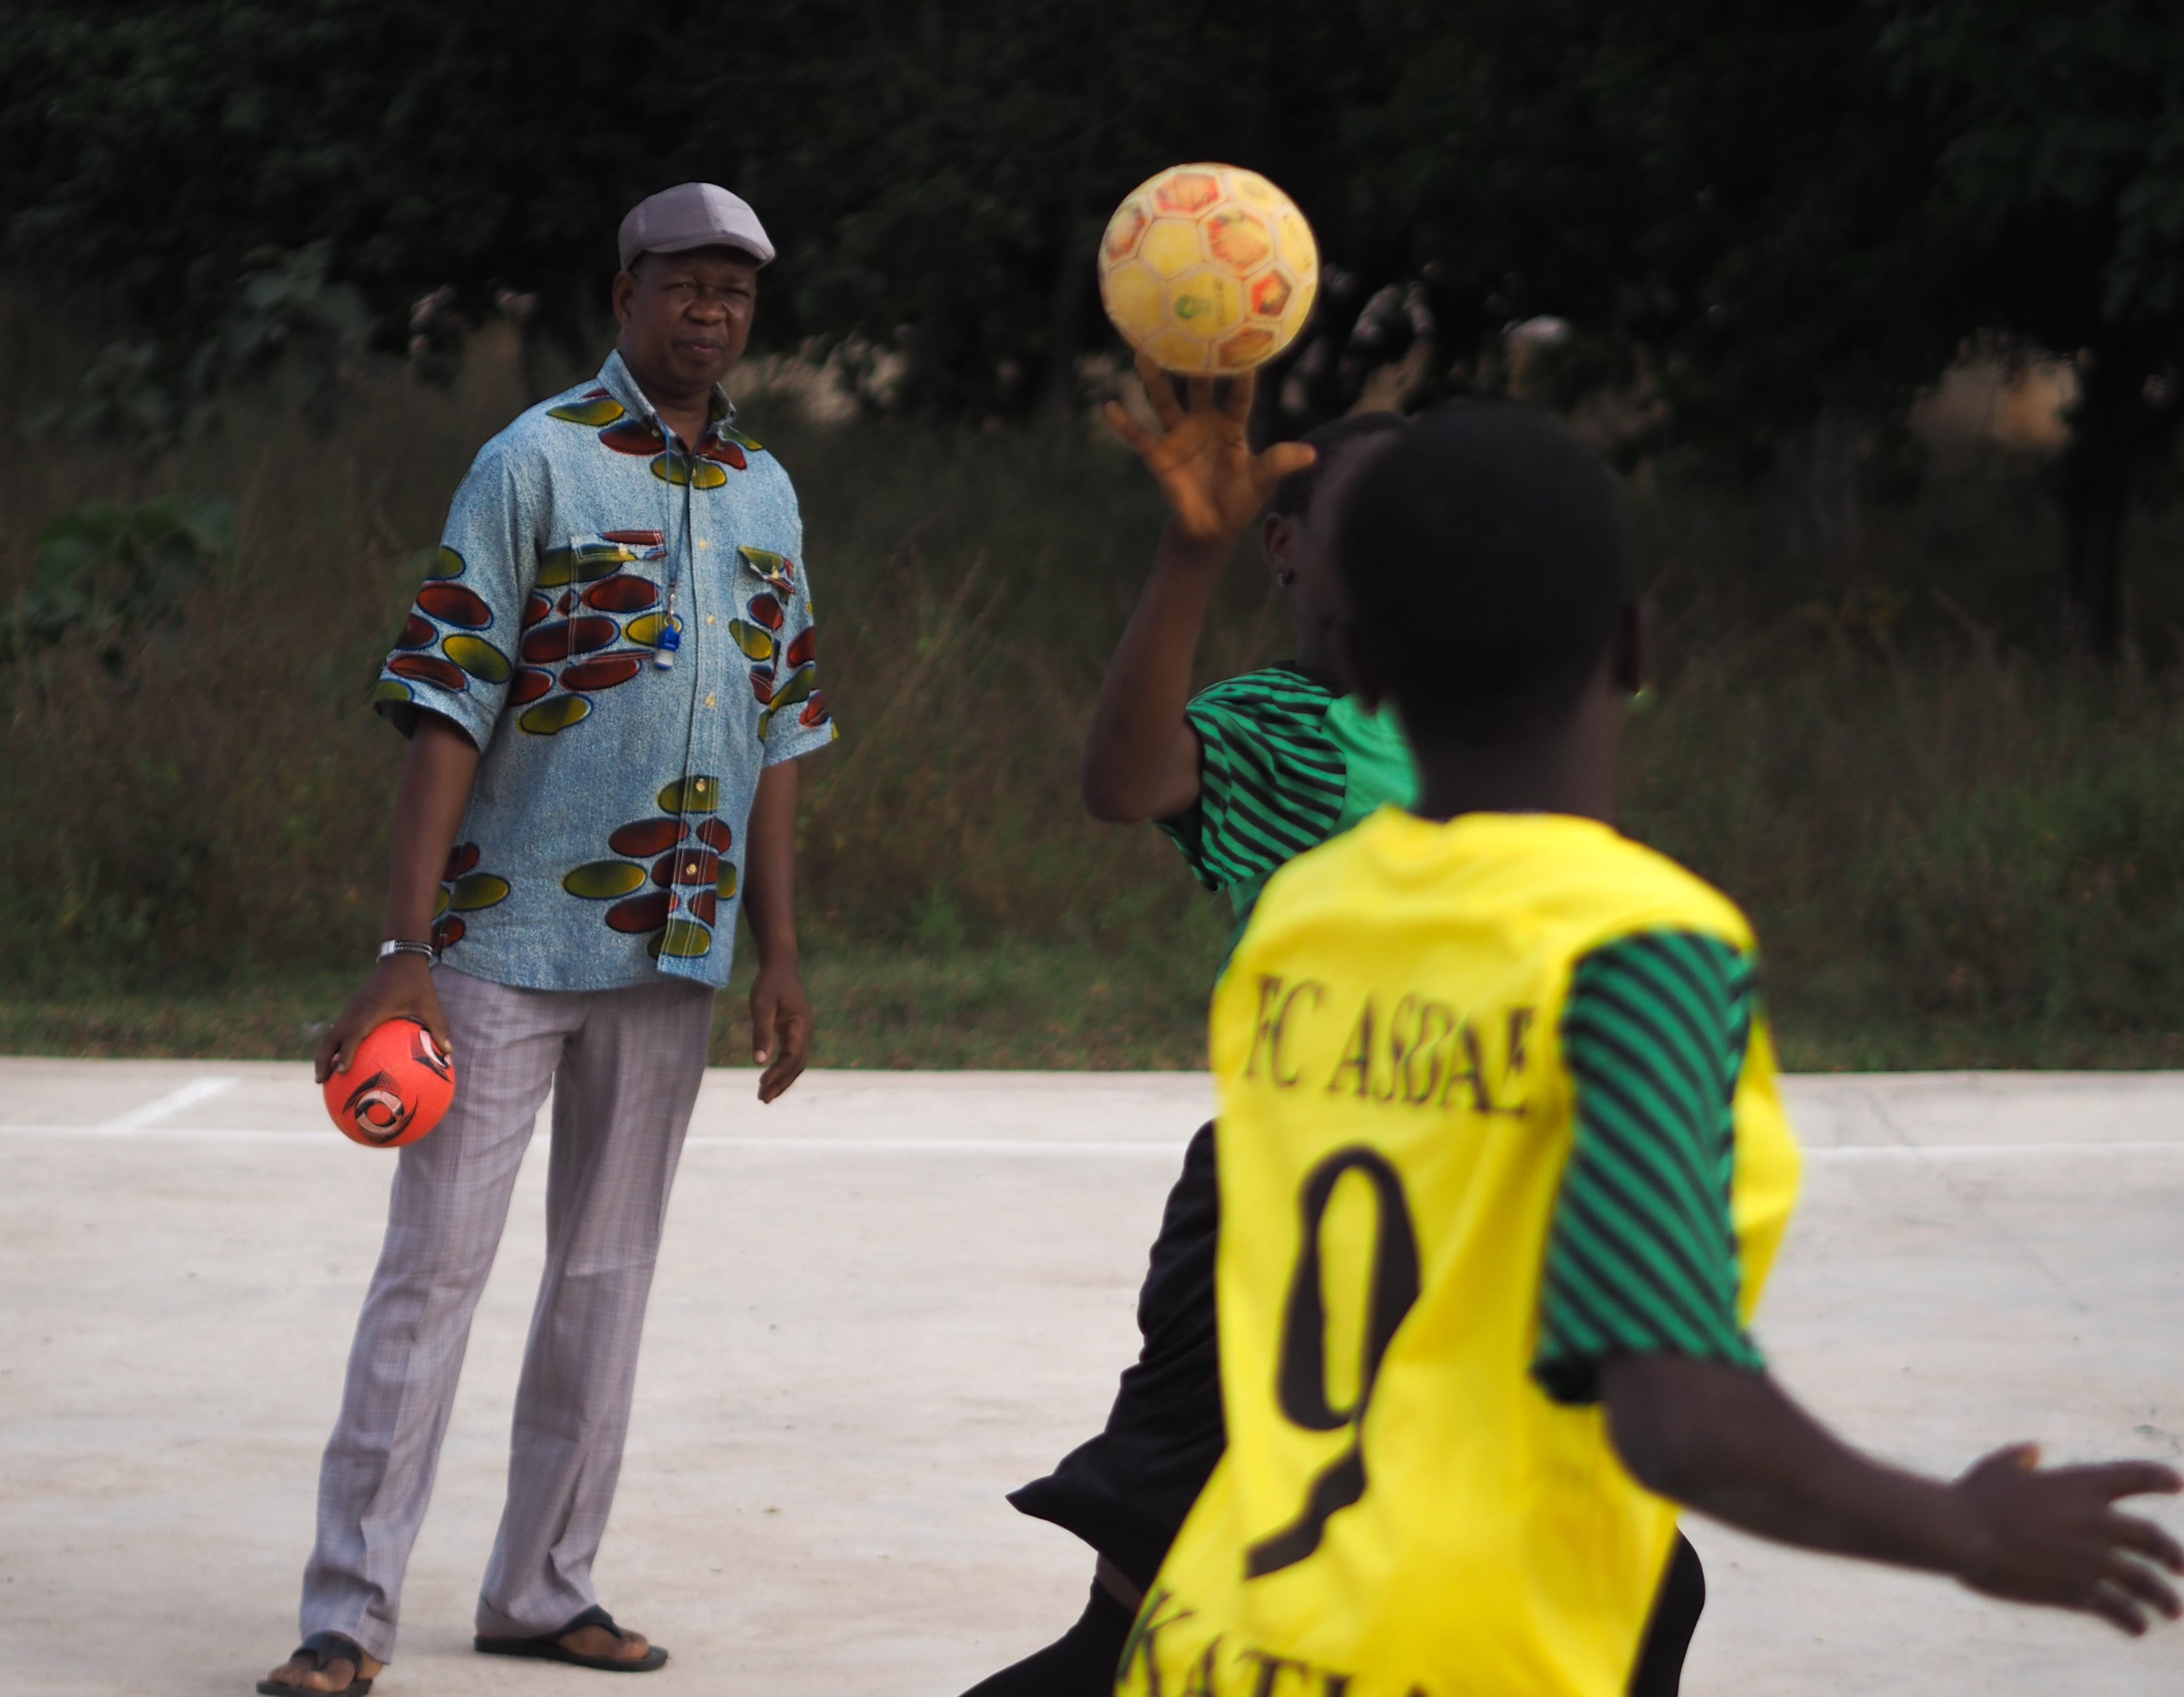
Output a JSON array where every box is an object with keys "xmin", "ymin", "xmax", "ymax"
[
  {"xmin": 1158, "ymin": 665, "xmax": 1420, "ymax": 938},
  {"xmin": 1534, "ymin": 929, "xmax": 1765, "ymax": 1402}
]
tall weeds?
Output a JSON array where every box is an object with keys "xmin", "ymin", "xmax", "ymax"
[
  {"xmin": 1628, "ymin": 635, "xmax": 2184, "ymax": 1064},
  {"xmin": 0, "ymin": 317, "xmax": 1250, "ymax": 994},
  {"xmin": 8, "ymin": 296, "xmax": 2184, "ymax": 1065}
]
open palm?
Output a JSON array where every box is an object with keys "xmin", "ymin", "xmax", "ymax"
[{"xmin": 1105, "ymin": 354, "xmax": 1316, "ymax": 544}]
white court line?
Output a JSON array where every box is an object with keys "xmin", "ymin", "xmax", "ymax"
[
  {"xmin": 0, "ymin": 1119, "xmax": 2181, "ymax": 1161},
  {"xmin": 0, "ymin": 1124, "xmax": 1190, "ymax": 1154},
  {"xmin": 1804, "ymin": 1141, "xmax": 2184, "ymax": 1161},
  {"xmin": 681, "ymin": 1136, "xmax": 1189, "ymax": 1154},
  {"xmin": 0, "ymin": 1123, "xmax": 335, "ymax": 1144},
  {"xmin": 89, "ymin": 1075, "xmax": 240, "ymax": 1134}
]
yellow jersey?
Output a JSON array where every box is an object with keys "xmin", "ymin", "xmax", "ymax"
[{"xmin": 1118, "ymin": 809, "xmax": 1802, "ymax": 1697}]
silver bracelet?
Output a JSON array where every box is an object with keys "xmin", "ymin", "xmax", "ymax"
[{"xmin": 377, "ymin": 938, "xmax": 438, "ymax": 964}]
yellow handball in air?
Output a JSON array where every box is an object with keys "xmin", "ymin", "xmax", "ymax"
[{"xmin": 1097, "ymin": 163, "xmax": 1319, "ymax": 375}]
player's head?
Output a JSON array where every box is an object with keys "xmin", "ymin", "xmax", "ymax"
[
  {"xmin": 1269, "ymin": 412, "xmax": 1408, "ymax": 527},
  {"xmin": 1266, "ymin": 411, "xmax": 1407, "ymax": 677},
  {"xmin": 1335, "ymin": 403, "xmax": 1637, "ymax": 749}
]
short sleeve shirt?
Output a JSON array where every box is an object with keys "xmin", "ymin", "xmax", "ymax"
[
  {"xmin": 1158, "ymin": 665, "xmax": 1419, "ymax": 940},
  {"xmin": 372, "ymin": 350, "xmax": 837, "ymax": 993},
  {"xmin": 1533, "ymin": 930, "xmax": 1767, "ymax": 1402}
]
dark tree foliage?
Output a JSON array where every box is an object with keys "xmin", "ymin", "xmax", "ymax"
[
  {"xmin": 0, "ymin": 0, "xmax": 680, "ymax": 343},
  {"xmin": 1360, "ymin": 0, "xmax": 2184, "ymax": 652},
  {"xmin": 1880, "ymin": 0, "xmax": 2184, "ymax": 655},
  {"xmin": 683, "ymin": 0, "xmax": 1397, "ymax": 415},
  {"xmin": 5, "ymin": 0, "xmax": 2184, "ymax": 646},
  {"xmin": 1355, "ymin": 1, "xmax": 1958, "ymax": 458},
  {"xmin": 0, "ymin": 0, "xmax": 1398, "ymax": 416}
]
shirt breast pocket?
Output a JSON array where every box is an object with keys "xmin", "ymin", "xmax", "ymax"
[
  {"xmin": 732, "ymin": 542, "xmax": 799, "ymax": 600},
  {"xmin": 724, "ymin": 542, "xmax": 799, "ymax": 678},
  {"xmin": 530, "ymin": 531, "xmax": 670, "ymax": 660},
  {"xmin": 732, "ymin": 544, "xmax": 822, "ymax": 731}
]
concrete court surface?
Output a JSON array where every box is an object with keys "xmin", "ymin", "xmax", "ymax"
[{"xmin": 1, "ymin": 1062, "xmax": 2181, "ymax": 1696}]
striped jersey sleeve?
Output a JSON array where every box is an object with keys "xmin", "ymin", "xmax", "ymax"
[
  {"xmin": 1533, "ymin": 930, "xmax": 1764, "ymax": 1405},
  {"xmin": 1156, "ymin": 668, "xmax": 1347, "ymax": 894}
]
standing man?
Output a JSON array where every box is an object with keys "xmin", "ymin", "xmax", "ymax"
[{"xmin": 260, "ymin": 184, "xmax": 837, "ymax": 1696}]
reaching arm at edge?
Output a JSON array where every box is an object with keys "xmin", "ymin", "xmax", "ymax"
[
  {"xmin": 1607, "ymin": 1356, "xmax": 1969, "ymax": 1569},
  {"xmin": 1083, "ymin": 360, "xmax": 1313, "ymax": 824},
  {"xmin": 1543, "ymin": 929, "xmax": 2181, "ymax": 1636},
  {"xmin": 1080, "ymin": 521, "xmax": 1218, "ymax": 823},
  {"xmin": 1604, "ymin": 1354, "xmax": 2183, "ymax": 1635}
]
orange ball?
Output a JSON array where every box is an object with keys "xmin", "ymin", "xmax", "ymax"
[{"xmin": 324, "ymin": 1019, "xmax": 457, "ymax": 1149}]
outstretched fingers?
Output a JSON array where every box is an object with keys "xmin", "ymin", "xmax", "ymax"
[
  {"xmin": 1260, "ymin": 441, "xmax": 1318, "ymax": 484},
  {"xmin": 1103, "ymin": 398, "xmax": 1157, "ymax": 457},
  {"xmin": 2031, "ymin": 1458, "xmax": 2183, "ymax": 1632},
  {"xmin": 1221, "ymin": 368, "xmax": 1256, "ymax": 421},
  {"xmin": 2103, "ymin": 1505, "xmax": 2184, "ymax": 1573},
  {"xmin": 2080, "ymin": 1461, "xmax": 2184, "ymax": 1505},
  {"xmin": 2102, "ymin": 1549, "xmax": 2183, "ymax": 1619},
  {"xmin": 1136, "ymin": 354, "xmax": 1185, "ymax": 429},
  {"xmin": 2083, "ymin": 1580, "xmax": 2155, "ymax": 1636}
]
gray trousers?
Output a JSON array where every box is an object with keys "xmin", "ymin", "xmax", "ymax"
[{"xmin": 300, "ymin": 965, "xmax": 715, "ymax": 1662}]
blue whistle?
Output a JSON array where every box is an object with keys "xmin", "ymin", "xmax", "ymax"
[{"xmin": 652, "ymin": 615, "xmax": 684, "ymax": 670}]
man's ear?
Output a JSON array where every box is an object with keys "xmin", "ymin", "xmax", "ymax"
[
  {"xmin": 1611, "ymin": 601, "xmax": 1647, "ymax": 697},
  {"xmin": 610, "ymin": 269, "xmax": 639, "ymax": 329}
]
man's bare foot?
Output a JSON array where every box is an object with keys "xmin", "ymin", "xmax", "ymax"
[
  {"xmin": 260, "ymin": 1643, "xmax": 382, "ymax": 1693},
  {"xmin": 560, "ymin": 1622, "xmax": 652, "ymax": 1662}
]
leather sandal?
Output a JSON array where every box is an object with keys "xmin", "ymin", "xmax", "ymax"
[
  {"xmin": 475, "ymin": 1603, "xmax": 669, "ymax": 1672},
  {"xmin": 256, "ymin": 1630, "xmax": 373, "ymax": 1696}
]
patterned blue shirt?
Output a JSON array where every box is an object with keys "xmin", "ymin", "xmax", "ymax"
[{"xmin": 373, "ymin": 350, "xmax": 837, "ymax": 992}]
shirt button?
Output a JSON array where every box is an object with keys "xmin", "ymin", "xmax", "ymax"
[
  {"xmin": 693, "ymin": 779, "xmax": 707, "ymax": 793},
  {"xmin": 685, "ymin": 862, "xmax": 698, "ymax": 877},
  {"xmin": 706, "ymin": 614, "xmax": 716, "ymax": 625},
  {"xmin": 697, "ymin": 539, "xmax": 710, "ymax": 550},
  {"xmin": 705, "ymin": 693, "xmax": 716, "ymax": 707}
]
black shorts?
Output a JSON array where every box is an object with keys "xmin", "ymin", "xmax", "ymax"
[{"xmin": 1008, "ymin": 1121, "xmax": 1223, "ymax": 1591}]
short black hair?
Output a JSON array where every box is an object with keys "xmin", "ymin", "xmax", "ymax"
[
  {"xmin": 1337, "ymin": 403, "xmax": 1634, "ymax": 743},
  {"xmin": 1269, "ymin": 411, "xmax": 1407, "ymax": 521}
]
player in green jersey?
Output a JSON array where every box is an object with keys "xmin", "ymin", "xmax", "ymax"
[
  {"xmin": 959, "ymin": 369, "xmax": 1413, "ymax": 1697},
  {"xmin": 1078, "ymin": 373, "xmax": 1416, "ymax": 948},
  {"xmin": 964, "ymin": 370, "xmax": 1698, "ymax": 1695}
]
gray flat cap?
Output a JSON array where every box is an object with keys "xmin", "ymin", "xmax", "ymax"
[{"xmin": 618, "ymin": 183, "xmax": 775, "ymax": 271}]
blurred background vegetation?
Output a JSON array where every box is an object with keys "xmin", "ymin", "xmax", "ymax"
[{"xmin": 6, "ymin": 0, "xmax": 2184, "ymax": 1067}]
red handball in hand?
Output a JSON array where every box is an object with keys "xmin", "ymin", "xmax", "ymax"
[{"xmin": 324, "ymin": 1019, "xmax": 457, "ymax": 1149}]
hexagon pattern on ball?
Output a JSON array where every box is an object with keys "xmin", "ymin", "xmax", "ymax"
[{"xmin": 1097, "ymin": 163, "xmax": 1319, "ymax": 375}]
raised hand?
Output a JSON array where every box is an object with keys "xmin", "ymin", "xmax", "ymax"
[
  {"xmin": 1952, "ymin": 1443, "xmax": 2183, "ymax": 1634},
  {"xmin": 1103, "ymin": 353, "xmax": 1316, "ymax": 546}
]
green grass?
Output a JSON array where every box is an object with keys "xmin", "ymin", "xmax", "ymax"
[
  {"xmin": 12, "ymin": 292, "xmax": 2184, "ymax": 1070},
  {"xmin": 11, "ymin": 964, "xmax": 2184, "ymax": 1070},
  {"xmin": 0, "ymin": 933, "xmax": 1228, "ymax": 1069},
  {"xmin": 0, "ymin": 975, "xmax": 363, "ymax": 1062}
]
